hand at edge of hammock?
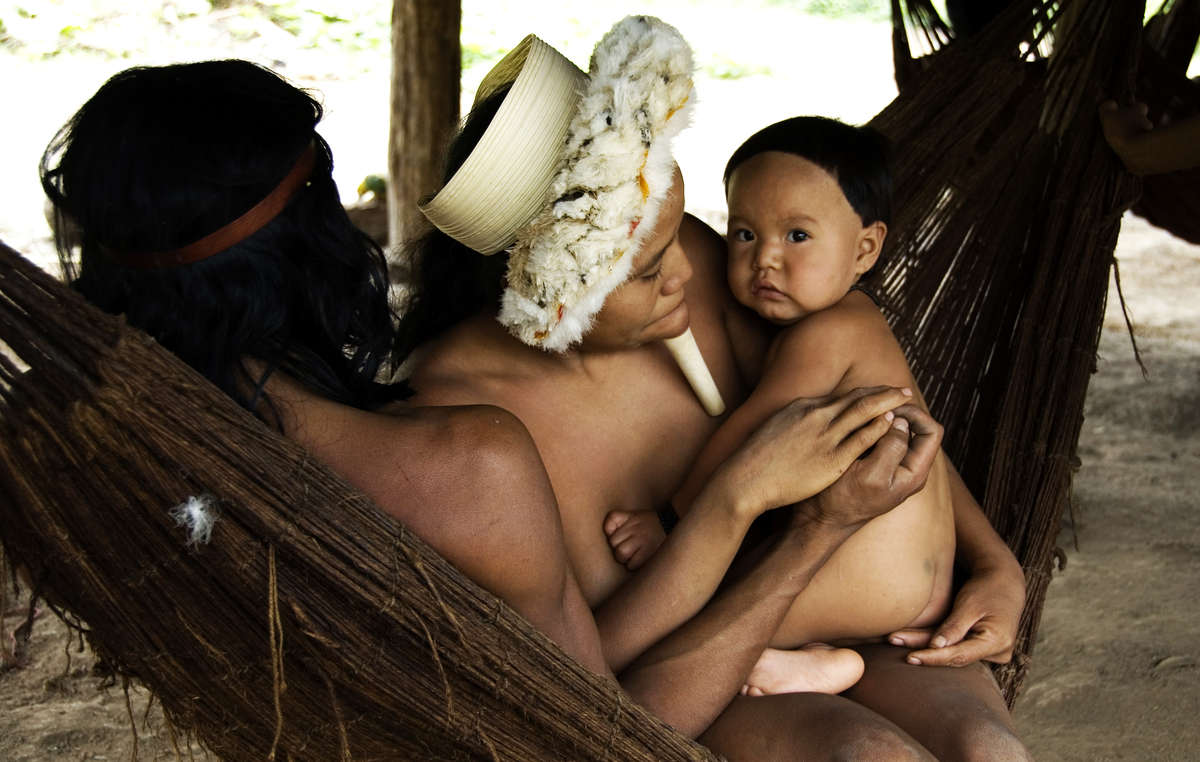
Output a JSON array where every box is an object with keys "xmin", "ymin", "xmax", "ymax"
[
  {"xmin": 886, "ymin": 560, "xmax": 1027, "ymax": 668},
  {"xmin": 1099, "ymin": 99, "xmax": 1200, "ymax": 176}
]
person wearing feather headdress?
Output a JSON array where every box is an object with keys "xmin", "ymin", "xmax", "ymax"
[{"xmin": 405, "ymin": 15, "xmax": 1029, "ymax": 760}]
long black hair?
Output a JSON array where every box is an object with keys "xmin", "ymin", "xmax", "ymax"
[
  {"xmin": 396, "ymin": 86, "xmax": 511, "ymax": 356},
  {"xmin": 41, "ymin": 60, "xmax": 408, "ymax": 423}
]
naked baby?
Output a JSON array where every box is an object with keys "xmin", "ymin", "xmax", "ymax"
[{"xmin": 605, "ymin": 116, "xmax": 957, "ymax": 695}]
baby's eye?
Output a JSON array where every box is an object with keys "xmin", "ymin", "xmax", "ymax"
[
  {"xmin": 731, "ymin": 228, "xmax": 754, "ymax": 242},
  {"xmin": 641, "ymin": 266, "xmax": 663, "ymax": 282},
  {"xmin": 786, "ymin": 229, "xmax": 809, "ymax": 243}
]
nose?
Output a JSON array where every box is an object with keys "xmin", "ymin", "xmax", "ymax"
[
  {"xmin": 753, "ymin": 240, "xmax": 782, "ymax": 271},
  {"xmin": 661, "ymin": 239, "xmax": 693, "ymax": 294}
]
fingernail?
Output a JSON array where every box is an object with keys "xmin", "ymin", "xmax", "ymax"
[
  {"xmin": 901, "ymin": 387, "xmax": 913, "ymax": 396},
  {"xmin": 885, "ymin": 411, "xmax": 894, "ymax": 422},
  {"xmin": 931, "ymin": 636, "xmax": 947, "ymax": 648},
  {"xmin": 889, "ymin": 636, "xmax": 904, "ymax": 646},
  {"xmin": 893, "ymin": 417, "xmax": 909, "ymax": 433},
  {"xmin": 907, "ymin": 656, "xmax": 922, "ymax": 665}
]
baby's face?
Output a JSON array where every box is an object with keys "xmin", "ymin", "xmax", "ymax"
[{"xmin": 725, "ymin": 151, "xmax": 881, "ymax": 325}]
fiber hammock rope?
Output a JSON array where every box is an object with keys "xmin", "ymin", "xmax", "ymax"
[
  {"xmin": 878, "ymin": 0, "xmax": 1143, "ymax": 701},
  {"xmin": 0, "ymin": 240, "xmax": 712, "ymax": 760}
]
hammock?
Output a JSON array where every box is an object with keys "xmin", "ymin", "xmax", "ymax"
[
  {"xmin": 0, "ymin": 241, "xmax": 711, "ymax": 760},
  {"xmin": 0, "ymin": 0, "xmax": 1141, "ymax": 756},
  {"xmin": 878, "ymin": 0, "xmax": 1143, "ymax": 699}
]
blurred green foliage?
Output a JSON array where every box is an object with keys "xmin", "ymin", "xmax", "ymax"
[
  {"xmin": 462, "ymin": 41, "xmax": 506, "ymax": 70},
  {"xmin": 703, "ymin": 55, "xmax": 770, "ymax": 80},
  {"xmin": 770, "ymin": 0, "xmax": 889, "ymax": 21},
  {"xmin": 0, "ymin": 0, "xmax": 391, "ymax": 59}
]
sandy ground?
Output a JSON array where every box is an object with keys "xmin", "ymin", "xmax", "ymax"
[
  {"xmin": 1009, "ymin": 215, "xmax": 1200, "ymax": 760},
  {"xmin": 2, "ymin": 3, "xmax": 1199, "ymax": 759}
]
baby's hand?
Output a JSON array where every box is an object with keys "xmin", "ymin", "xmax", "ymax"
[{"xmin": 603, "ymin": 509, "xmax": 666, "ymax": 571}]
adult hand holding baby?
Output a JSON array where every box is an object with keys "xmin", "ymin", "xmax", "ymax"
[
  {"xmin": 794, "ymin": 400, "xmax": 944, "ymax": 531},
  {"xmin": 714, "ymin": 386, "xmax": 937, "ymax": 522},
  {"xmin": 888, "ymin": 563, "xmax": 1025, "ymax": 667}
]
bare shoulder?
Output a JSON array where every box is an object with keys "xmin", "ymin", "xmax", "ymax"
[
  {"xmin": 679, "ymin": 213, "xmax": 726, "ymax": 272},
  {"xmin": 679, "ymin": 213, "xmax": 733, "ymax": 317},
  {"xmin": 778, "ymin": 291, "xmax": 892, "ymax": 350},
  {"xmin": 364, "ymin": 403, "xmax": 552, "ymax": 526},
  {"xmin": 767, "ymin": 290, "xmax": 912, "ymax": 394},
  {"xmin": 405, "ymin": 314, "xmax": 533, "ymax": 409},
  {"xmin": 267, "ymin": 369, "xmax": 547, "ymax": 528}
]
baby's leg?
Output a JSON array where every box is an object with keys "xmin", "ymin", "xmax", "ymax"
[
  {"xmin": 742, "ymin": 644, "xmax": 865, "ymax": 696},
  {"xmin": 770, "ymin": 457, "xmax": 956, "ymax": 649},
  {"xmin": 603, "ymin": 509, "xmax": 666, "ymax": 571}
]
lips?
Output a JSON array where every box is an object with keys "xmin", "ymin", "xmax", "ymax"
[{"xmin": 751, "ymin": 280, "xmax": 786, "ymax": 300}]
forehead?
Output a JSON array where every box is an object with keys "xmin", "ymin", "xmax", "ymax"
[
  {"xmin": 630, "ymin": 169, "xmax": 685, "ymax": 269},
  {"xmin": 727, "ymin": 151, "xmax": 847, "ymax": 212}
]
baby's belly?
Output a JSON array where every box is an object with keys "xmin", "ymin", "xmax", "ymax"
[{"xmin": 774, "ymin": 456, "xmax": 957, "ymax": 647}]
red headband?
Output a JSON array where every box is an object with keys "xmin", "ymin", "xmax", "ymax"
[{"xmin": 110, "ymin": 141, "xmax": 317, "ymax": 269}]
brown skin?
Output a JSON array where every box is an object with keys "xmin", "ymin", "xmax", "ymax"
[
  {"xmin": 261, "ymin": 373, "xmax": 611, "ymax": 675},
  {"xmin": 258, "ymin": 168, "xmax": 1019, "ymax": 756},
  {"xmin": 406, "ymin": 166, "xmax": 1027, "ymax": 757},
  {"xmin": 663, "ymin": 154, "xmax": 958, "ymax": 653},
  {"xmin": 261, "ymin": 355, "xmax": 936, "ymax": 743},
  {"xmin": 1100, "ymin": 100, "xmax": 1200, "ymax": 176}
]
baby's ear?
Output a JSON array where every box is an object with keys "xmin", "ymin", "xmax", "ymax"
[{"xmin": 854, "ymin": 221, "xmax": 887, "ymax": 275}]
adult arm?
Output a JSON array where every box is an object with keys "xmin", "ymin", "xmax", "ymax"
[
  {"xmin": 674, "ymin": 299, "xmax": 922, "ymax": 514},
  {"xmin": 887, "ymin": 460, "xmax": 1027, "ymax": 667},
  {"xmin": 620, "ymin": 399, "xmax": 944, "ymax": 736},
  {"xmin": 268, "ymin": 374, "xmax": 612, "ymax": 675},
  {"xmin": 594, "ymin": 386, "xmax": 937, "ymax": 670}
]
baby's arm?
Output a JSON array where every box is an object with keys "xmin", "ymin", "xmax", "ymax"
[
  {"xmin": 674, "ymin": 304, "xmax": 872, "ymax": 515},
  {"xmin": 605, "ymin": 310, "xmax": 855, "ymax": 568}
]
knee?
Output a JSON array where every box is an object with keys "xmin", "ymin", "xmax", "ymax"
[
  {"xmin": 823, "ymin": 713, "xmax": 933, "ymax": 762},
  {"xmin": 829, "ymin": 729, "xmax": 930, "ymax": 762},
  {"xmin": 935, "ymin": 715, "xmax": 1032, "ymax": 762}
]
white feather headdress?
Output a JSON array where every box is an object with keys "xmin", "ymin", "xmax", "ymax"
[
  {"xmin": 419, "ymin": 15, "xmax": 695, "ymax": 351},
  {"xmin": 417, "ymin": 17, "xmax": 723, "ymax": 414},
  {"xmin": 501, "ymin": 16, "xmax": 695, "ymax": 350}
]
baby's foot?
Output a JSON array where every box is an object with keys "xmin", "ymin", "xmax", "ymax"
[
  {"xmin": 741, "ymin": 644, "xmax": 865, "ymax": 696},
  {"xmin": 603, "ymin": 509, "xmax": 666, "ymax": 571}
]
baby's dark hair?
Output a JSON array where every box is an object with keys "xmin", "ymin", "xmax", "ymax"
[{"xmin": 723, "ymin": 115, "xmax": 892, "ymax": 228}]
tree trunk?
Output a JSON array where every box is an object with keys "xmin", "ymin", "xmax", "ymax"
[{"xmin": 388, "ymin": 0, "xmax": 461, "ymax": 252}]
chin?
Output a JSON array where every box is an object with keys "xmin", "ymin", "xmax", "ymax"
[
  {"xmin": 652, "ymin": 301, "xmax": 691, "ymax": 341},
  {"xmin": 752, "ymin": 300, "xmax": 803, "ymax": 325}
]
